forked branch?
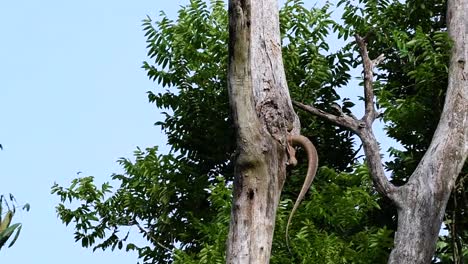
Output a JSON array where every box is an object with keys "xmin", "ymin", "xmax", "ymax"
[
  {"xmin": 355, "ymin": 34, "xmax": 384, "ymax": 125},
  {"xmin": 293, "ymin": 34, "xmax": 398, "ymax": 202}
]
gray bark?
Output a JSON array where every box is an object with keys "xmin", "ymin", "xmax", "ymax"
[
  {"xmin": 226, "ymin": 0, "xmax": 299, "ymax": 263},
  {"xmin": 388, "ymin": 0, "xmax": 468, "ymax": 262}
]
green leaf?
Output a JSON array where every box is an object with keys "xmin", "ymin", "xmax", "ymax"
[{"xmin": 7, "ymin": 224, "xmax": 21, "ymax": 248}]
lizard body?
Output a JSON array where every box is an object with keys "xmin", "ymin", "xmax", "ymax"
[{"xmin": 286, "ymin": 134, "xmax": 319, "ymax": 248}]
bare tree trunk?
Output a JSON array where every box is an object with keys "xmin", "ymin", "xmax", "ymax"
[
  {"xmin": 387, "ymin": 0, "xmax": 468, "ymax": 262},
  {"xmin": 293, "ymin": 0, "xmax": 467, "ymax": 262},
  {"xmin": 388, "ymin": 182, "xmax": 454, "ymax": 263},
  {"xmin": 226, "ymin": 0, "xmax": 466, "ymax": 262},
  {"xmin": 226, "ymin": 0, "xmax": 299, "ymax": 263}
]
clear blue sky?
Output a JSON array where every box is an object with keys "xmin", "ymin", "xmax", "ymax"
[
  {"xmin": 0, "ymin": 1, "xmax": 184, "ymax": 263},
  {"xmin": 0, "ymin": 1, "xmax": 398, "ymax": 263}
]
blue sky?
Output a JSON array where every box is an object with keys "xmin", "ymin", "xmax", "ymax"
[
  {"xmin": 0, "ymin": 1, "xmax": 184, "ymax": 263},
  {"xmin": 0, "ymin": 1, "xmax": 398, "ymax": 263}
]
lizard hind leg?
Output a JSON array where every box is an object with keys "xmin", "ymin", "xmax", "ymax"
[{"xmin": 287, "ymin": 143, "xmax": 298, "ymax": 167}]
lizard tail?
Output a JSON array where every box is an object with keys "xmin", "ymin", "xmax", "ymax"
[{"xmin": 285, "ymin": 134, "xmax": 319, "ymax": 252}]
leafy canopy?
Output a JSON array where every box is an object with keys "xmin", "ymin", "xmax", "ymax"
[{"xmin": 52, "ymin": 0, "xmax": 466, "ymax": 263}]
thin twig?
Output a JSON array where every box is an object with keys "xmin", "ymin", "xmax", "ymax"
[{"xmin": 134, "ymin": 221, "xmax": 172, "ymax": 252}]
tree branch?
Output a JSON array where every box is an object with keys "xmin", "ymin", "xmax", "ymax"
[
  {"xmin": 355, "ymin": 34, "xmax": 384, "ymax": 124},
  {"xmin": 292, "ymin": 101, "xmax": 361, "ymax": 132},
  {"xmin": 358, "ymin": 128, "xmax": 398, "ymax": 200},
  {"xmin": 293, "ymin": 34, "xmax": 399, "ymax": 202},
  {"xmin": 133, "ymin": 221, "xmax": 172, "ymax": 252}
]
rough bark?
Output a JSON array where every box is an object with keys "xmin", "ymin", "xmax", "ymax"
[
  {"xmin": 293, "ymin": 0, "xmax": 467, "ymax": 262},
  {"xmin": 387, "ymin": 0, "xmax": 467, "ymax": 262},
  {"xmin": 226, "ymin": 0, "xmax": 299, "ymax": 263}
]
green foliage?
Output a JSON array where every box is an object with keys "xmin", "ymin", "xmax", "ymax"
[
  {"xmin": 53, "ymin": 155, "xmax": 393, "ymax": 263},
  {"xmin": 436, "ymin": 232, "xmax": 468, "ymax": 263},
  {"xmin": 52, "ymin": 1, "xmax": 382, "ymax": 262},
  {"xmin": 0, "ymin": 194, "xmax": 30, "ymax": 250},
  {"xmin": 142, "ymin": 0, "xmax": 232, "ymax": 166},
  {"xmin": 334, "ymin": 0, "xmax": 466, "ymax": 261},
  {"xmin": 273, "ymin": 165, "xmax": 392, "ymax": 264},
  {"xmin": 380, "ymin": 25, "xmax": 451, "ymax": 179},
  {"xmin": 435, "ymin": 172, "xmax": 468, "ymax": 263},
  {"xmin": 52, "ymin": 146, "xmax": 222, "ymax": 263},
  {"xmin": 281, "ymin": 0, "xmax": 358, "ymax": 172},
  {"xmin": 51, "ymin": 0, "xmax": 389, "ymax": 263},
  {"xmin": 172, "ymin": 176, "xmax": 231, "ymax": 264},
  {"xmin": 334, "ymin": 0, "xmax": 451, "ymax": 183},
  {"xmin": 52, "ymin": 0, "xmax": 466, "ymax": 262},
  {"xmin": 172, "ymin": 165, "xmax": 393, "ymax": 263}
]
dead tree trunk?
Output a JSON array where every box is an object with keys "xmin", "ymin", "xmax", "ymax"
[
  {"xmin": 387, "ymin": 1, "xmax": 468, "ymax": 262},
  {"xmin": 293, "ymin": 0, "xmax": 467, "ymax": 262},
  {"xmin": 226, "ymin": 0, "xmax": 300, "ymax": 263}
]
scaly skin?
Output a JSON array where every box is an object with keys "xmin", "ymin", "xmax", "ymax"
[{"xmin": 286, "ymin": 134, "xmax": 319, "ymax": 249}]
